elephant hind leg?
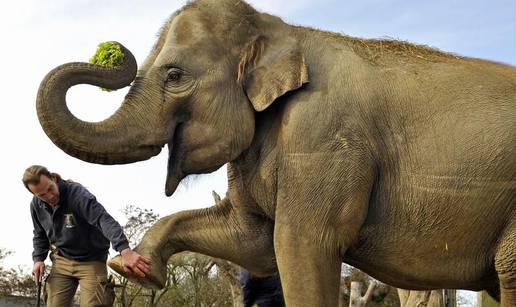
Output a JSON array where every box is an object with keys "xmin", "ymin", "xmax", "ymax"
[{"xmin": 494, "ymin": 223, "xmax": 516, "ymax": 306}]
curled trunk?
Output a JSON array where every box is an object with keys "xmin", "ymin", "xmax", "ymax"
[{"xmin": 36, "ymin": 42, "xmax": 162, "ymax": 164}]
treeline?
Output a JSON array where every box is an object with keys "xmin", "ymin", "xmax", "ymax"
[{"xmin": 0, "ymin": 249, "xmax": 37, "ymax": 298}]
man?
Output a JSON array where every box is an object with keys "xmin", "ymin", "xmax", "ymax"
[
  {"xmin": 240, "ymin": 269, "xmax": 285, "ymax": 307},
  {"xmin": 22, "ymin": 165, "xmax": 151, "ymax": 306}
]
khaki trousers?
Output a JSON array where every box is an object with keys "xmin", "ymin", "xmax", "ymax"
[{"xmin": 45, "ymin": 254, "xmax": 114, "ymax": 307}]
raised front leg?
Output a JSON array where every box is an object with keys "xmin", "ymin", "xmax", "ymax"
[
  {"xmin": 274, "ymin": 151, "xmax": 374, "ymax": 306},
  {"xmin": 109, "ymin": 196, "xmax": 277, "ymax": 289}
]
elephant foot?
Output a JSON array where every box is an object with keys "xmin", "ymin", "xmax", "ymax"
[{"xmin": 107, "ymin": 252, "xmax": 166, "ymax": 290}]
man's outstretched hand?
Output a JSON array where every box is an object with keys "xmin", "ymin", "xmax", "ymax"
[{"xmin": 120, "ymin": 248, "xmax": 151, "ymax": 277}]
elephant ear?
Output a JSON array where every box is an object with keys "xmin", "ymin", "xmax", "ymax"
[{"xmin": 238, "ymin": 36, "xmax": 309, "ymax": 112}]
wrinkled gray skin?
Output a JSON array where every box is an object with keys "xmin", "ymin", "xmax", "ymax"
[{"xmin": 36, "ymin": 1, "xmax": 515, "ymax": 306}]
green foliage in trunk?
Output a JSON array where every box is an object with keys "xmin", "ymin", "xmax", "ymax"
[
  {"xmin": 90, "ymin": 42, "xmax": 124, "ymax": 68},
  {"xmin": 89, "ymin": 41, "xmax": 125, "ymax": 91}
]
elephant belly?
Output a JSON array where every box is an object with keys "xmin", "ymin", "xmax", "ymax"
[
  {"xmin": 343, "ymin": 173, "xmax": 514, "ymax": 290},
  {"xmin": 343, "ymin": 233, "xmax": 497, "ymax": 291}
]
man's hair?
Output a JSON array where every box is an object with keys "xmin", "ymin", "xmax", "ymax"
[{"xmin": 22, "ymin": 165, "xmax": 62, "ymax": 192}]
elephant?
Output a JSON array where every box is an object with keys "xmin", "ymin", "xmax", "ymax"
[{"xmin": 36, "ymin": 0, "xmax": 515, "ymax": 306}]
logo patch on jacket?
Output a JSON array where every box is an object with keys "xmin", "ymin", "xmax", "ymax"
[{"xmin": 64, "ymin": 214, "xmax": 76, "ymax": 228}]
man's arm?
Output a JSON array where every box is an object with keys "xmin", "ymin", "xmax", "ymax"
[
  {"xmin": 30, "ymin": 203, "xmax": 48, "ymax": 286},
  {"xmin": 74, "ymin": 186, "xmax": 150, "ymax": 276},
  {"xmin": 30, "ymin": 204, "xmax": 49, "ymax": 262},
  {"xmin": 74, "ymin": 187, "xmax": 130, "ymax": 252}
]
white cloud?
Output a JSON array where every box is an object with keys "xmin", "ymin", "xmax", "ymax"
[{"xmin": 247, "ymin": 0, "xmax": 325, "ymax": 15}]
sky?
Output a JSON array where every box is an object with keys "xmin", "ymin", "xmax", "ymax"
[{"xmin": 0, "ymin": 0, "xmax": 514, "ymax": 300}]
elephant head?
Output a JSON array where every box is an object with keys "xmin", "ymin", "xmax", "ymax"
[{"xmin": 37, "ymin": 0, "xmax": 308, "ymax": 196}]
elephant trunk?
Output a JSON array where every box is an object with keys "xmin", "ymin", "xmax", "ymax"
[{"xmin": 36, "ymin": 42, "xmax": 163, "ymax": 164}]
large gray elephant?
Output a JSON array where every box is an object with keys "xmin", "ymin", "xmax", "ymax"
[{"xmin": 36, "ymin": 1, "xmax": 515, "ymax": 306}]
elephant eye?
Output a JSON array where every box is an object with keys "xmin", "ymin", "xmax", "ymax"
[{"xmin": 166, "ymin": 68, "xmax": 183, "ymax": 82}]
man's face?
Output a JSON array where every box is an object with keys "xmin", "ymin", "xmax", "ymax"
[{"xmin": 28, "ymin": 175, "xmax": 60, "ymax": 206}]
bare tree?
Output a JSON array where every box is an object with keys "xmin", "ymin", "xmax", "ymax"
[
  {"xmin": 340, "ymin": 266, "xmax": 399, "ymax": 307},
  {"xmin": 397, "ymin": 289, "xmax": 444, "ymax": 307},
  {"xmin": 213, "ymin": 259, "xmax": 244, "ymax": 307},
  {"xmin": 349, "ymin": 281, "xmax": 376, "ymax": 307},
  {"xmin": 0, "ymin": 248, "xmax": 37, "ymax": 298}
]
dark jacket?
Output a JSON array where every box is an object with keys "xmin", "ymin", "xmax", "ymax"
[
  {"xmin": 240, "ymin": 270, "xmax": 284, "ymax": 307},
  {"xmin": 30, "ymin": 180, "xmax": 129, "ymax": 262}
]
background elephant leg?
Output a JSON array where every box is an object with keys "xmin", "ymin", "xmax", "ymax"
[
  {"xmin": 135, "ymin": 196, "xmax": 277, "ymax": 276},
  {"xmin": 495, "ymin": 223, "xmax": 516, "ymax": 306}
]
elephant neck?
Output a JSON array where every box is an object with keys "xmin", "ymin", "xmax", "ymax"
[{"xmin": 228, "ymin": 108, "xmax": 282, "ymax": 219}]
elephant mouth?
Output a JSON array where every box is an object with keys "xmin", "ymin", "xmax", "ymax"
[{"xmin": 165, "ymin": 124, "xmax": 184, "ymax": 196}]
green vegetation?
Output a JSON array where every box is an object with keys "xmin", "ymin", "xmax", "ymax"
[
  {"xmin": 89, "ymin": 42, "xmax": 125, "ymax": 91},
  {"xmin": 89, "ymin": 41, "xmax": 124, "ymax": 68}
]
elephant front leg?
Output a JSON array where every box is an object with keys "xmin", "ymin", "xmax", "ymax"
[
  {"xmin": 274, "ymin": 210, "xmax": 367, "ymax": 307},
  {"xmin": 275, "ymin": 151, "xmax": 374, "ymax": 306},
  {"xmin": 274, "ymin": 222, "xmax": 343, "ymax": 306},
  {"xmin": 108, "ymin": 196, "xmax": 277, "ymax": 289}
]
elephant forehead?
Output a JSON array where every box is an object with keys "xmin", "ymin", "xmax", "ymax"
[
  {"xmin": 168, "ymin": 11, "xmax": 208, "ymax": 46},
  {"xmin": 158, "ymin": 11, "xmax": 227, "ymax": 64}
]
